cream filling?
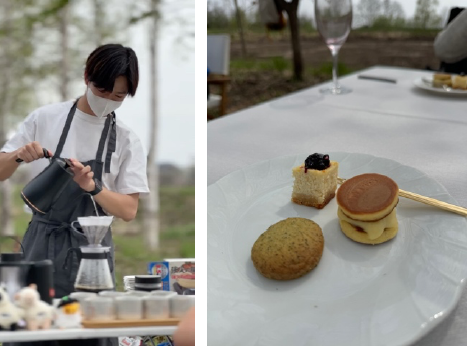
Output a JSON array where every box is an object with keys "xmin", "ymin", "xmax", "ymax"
[{"xmin": 337, "ymin": 207, "xmax": 398, "ymax": 240}]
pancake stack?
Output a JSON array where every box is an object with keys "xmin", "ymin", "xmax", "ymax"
[{"xmin": 336, "ymin": 173, "xmax": 399, "ymax": 245}]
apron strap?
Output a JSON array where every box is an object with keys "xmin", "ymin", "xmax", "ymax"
[
  {"xmin": 53, "ymin": 98, "xmax": 116, "ymax": 174},
  {"xmin": 105, "ymin": 113, "xmax": 117, "ymax": 174},
  {"xmin": 53, "ymin": 98, "xmax": 79, "ymax": 159},
  {"xmin": 96, "ymin": 112, "xmax": 112, "ymax": 164}
]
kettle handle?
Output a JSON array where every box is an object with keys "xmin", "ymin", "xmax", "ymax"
[{"xmin": 16, "ymin": 148, "xmax": 51, "ymax": 163}]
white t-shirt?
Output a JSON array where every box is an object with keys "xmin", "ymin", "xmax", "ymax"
[{"xmin": 1, "ymin": 100, "xmax": 150, "ymax": 196}]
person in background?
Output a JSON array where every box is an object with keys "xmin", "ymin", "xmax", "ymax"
[
  {"xmin": 257, "ymin": 0, "xmax": 287, "ymax": 40},
  {"xmin": 434, "ymin": 7, "xmax": 467, "ymax": 74},
  {"xmin": 173, "ymin": 307, "xmax": 195, "ymax": 346}
]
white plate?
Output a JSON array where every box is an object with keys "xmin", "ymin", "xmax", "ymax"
[
  {"xmin": 207, "ymin": 152, "xmax": 467, "ymax": 346},
  {"xmin": 413, "ymin": 76, "xmax": 467, "ymax": 94}
]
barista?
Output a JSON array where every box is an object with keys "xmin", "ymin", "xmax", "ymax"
[{"xmin": 0, "ymin": 44, "xmax": 149, "ymax": 346}]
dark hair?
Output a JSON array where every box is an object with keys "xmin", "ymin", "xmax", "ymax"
[{"xmin": 85, "ymin": 44, "xmax": 139, "ymax": 97}]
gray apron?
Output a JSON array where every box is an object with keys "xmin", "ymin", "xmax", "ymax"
[{"xmin": 9, "ymin": 99, "xmax": 118, "ymax": 346}]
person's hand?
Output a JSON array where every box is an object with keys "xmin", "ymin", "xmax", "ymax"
[
  {"xmin": 173, "ymin": 307, "xmax": 195, "ymax": 346},
  {"xmin": 69, "ymin": 158, "xmax": 95, "ymax": 192},
  {"xmin": 15, "ymin": 142, "xmax": 52, "ymax": 163}
]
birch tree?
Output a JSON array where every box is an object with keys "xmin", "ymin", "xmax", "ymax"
[
  {"xmin": 233, "ymin": 0, "xmax": 247, "ymax": 57},
  {"xmin": 130, "ymin": 0, "xmax": 161, "ymax": 250},
  {"xmin": 0, "ymin": 0, "xmax": 15, "ymax": 237}
]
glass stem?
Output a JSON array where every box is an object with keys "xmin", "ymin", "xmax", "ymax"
[{"xmin": 330, "ymin": 46, "xmax": 341, "ymax": 90}]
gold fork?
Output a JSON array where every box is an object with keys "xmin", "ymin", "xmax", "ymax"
[{"xmin": 337, "ymin": 177, "xmax": 467, "ymax": 217}]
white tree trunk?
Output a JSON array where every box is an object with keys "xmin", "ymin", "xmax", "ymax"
[
  {"xmin": 93, "ymin": 0, "xmax": 104, "ymax": 46},
  {"xmin": 0, "ymin": 0, "xmax": 14, "ymax": 237},
  {"xmin": 59, "ymin": 2, "xmax": 70, "ymax": 101},
  {"xmin": 143, "ymin": 0, "xmax": 160, "ymax": 250}
]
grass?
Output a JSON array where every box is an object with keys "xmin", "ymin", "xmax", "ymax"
[
  {"xmin": 0, "ymin": 184, "xmax": 195, "ymax": 292},
  {"xmin": 230, "ymin": 56, "xmax": 355, "ymax": 80},
  {"xmin": 231, "ymin": 56, "xmax": 290, "ymax": 73}
]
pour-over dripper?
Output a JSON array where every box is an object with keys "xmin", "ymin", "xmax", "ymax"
[{"xmin": 75, "ymin": 216, "xmax": 113, "ymax": 246}]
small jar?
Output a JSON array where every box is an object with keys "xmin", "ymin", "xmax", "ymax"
[
  {"xmin": 134, "ymin": 275, "xmax": 162, "ymax": 291},
  {"xmin": 81, "ymin": 297, "xmax": 115, "ymax": 321},
  {"xmin": 170, "ymin": 295, "xmax": 195, "ymax": 318},
  {"xmin": 143, "ymin": 292, "xmax": 177, "ymax": 319},
  {"xmin": 115, "ymin": 296, "xmax": 143, "ymax": 320}
]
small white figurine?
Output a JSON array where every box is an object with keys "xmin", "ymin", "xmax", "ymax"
[
  {"xmin": 54, "ymin": 296, "xmax": 82, "ymax": 329},
  {"xmin": 0, "ymin": 284, "xmax": 24, "ymax": 331},
  {"xmin": 14, "ymin": 284, "xmax": 55, "ymax": 331}
]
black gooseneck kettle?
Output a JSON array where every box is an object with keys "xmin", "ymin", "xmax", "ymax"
[{"xmin": 19, "ymin": 148, "xmax": 75, "ymax": 214}]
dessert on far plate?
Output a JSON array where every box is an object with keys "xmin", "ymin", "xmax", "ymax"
[
  {"xmin": 251, "ymin": 218, "xmax": 324, "ymax": 281},
  {"xmin": 452, "ymin": 75, "xmax": 467, "ymax": 90},
  {"xmin": 432, "ymin": 73, "xmax": 452, "ymax": 88},
  {"xmin": 292, "ymin": 153, "xmax": 339, "ymax": 209},
  {"xmin": 336, "ymin": 173, "xmax": 399, "ymax": 245}
]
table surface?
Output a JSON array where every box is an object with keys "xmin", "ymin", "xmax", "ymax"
[
  {"xmin": 207, "ymin": 66, "xmax": 467, "ymax": 346},
  {"xmin": 0, "ymin": 326, "xmax": 176, "ymax": 342}
]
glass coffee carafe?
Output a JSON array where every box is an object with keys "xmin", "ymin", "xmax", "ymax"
[{"xmin": 69, "ymin": 216, "xmax": 114, "ymax": 293}]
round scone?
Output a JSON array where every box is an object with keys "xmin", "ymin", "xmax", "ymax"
[
  {"xmin": 251, "ymin": 217, "xmax": 324, "ymax": 280},
  {"xmin": 336, "ymin": 173, "xmax": 399, "ymax": 245}
]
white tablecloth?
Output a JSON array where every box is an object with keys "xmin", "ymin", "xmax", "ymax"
[{"xmin": 207, "ymin": 66, "xmax": 467, "ymax": 346}]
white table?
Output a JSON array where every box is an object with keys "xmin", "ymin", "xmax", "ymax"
[
  {"xmin": 0, "ymin": 326, "xmax": 176, "ymax": 342},
  {"xmin": 207, "ymin": 66, "xmax": 467, "ymax": 346}
]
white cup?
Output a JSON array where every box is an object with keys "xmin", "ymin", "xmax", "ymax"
[
  {"xmin": 81, "ymin": 297, "xmax": 115, "ymax": 321},
  {"xmin": 115, "ymin": 296, "xmax": 143, "ymax": 320},
  {"xmin": 143, "ymin": 295, "xmax": 172, "ymax": 319},
  {"xmin": 170, "ymin": 295, "xmax": 195, "ymax": 318}
]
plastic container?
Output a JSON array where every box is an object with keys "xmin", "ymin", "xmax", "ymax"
[
  {"xmin": 143, "ymin": 292, "xmax": 177, "ymax": 319},
  {"xmin": 125, "ymin": 290, "xmax": 150, "ymax": 297},
  {"xmin": 69, "ymin": 292, "xmax": 97, "ymax": 304},
  {"xmin": 150, "ymin": 291, "xmax": 178, "ymax": 298},
  {"xmin": 170, "ymin": 295, "xmax": 195, "ymax": 318},
  {"xmin": 115, "ymin": 296, "xmax": 143, "ymax": 320},
  {"xmin": 81, "ymin": 296, "xmax": 115, "ymax": 321},
  {"xmin": 98, "ymin": 291, "xmax": 127, "ymax": 299}
]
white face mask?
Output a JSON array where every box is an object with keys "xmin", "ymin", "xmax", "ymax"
[{"xmin": 86, "ymin": 85, "xmax": 123, "ymax": 118}]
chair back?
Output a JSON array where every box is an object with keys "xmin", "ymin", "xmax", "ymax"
[{"xmin": 207, "ymin": 34, "xmax": 231, "ymax": 75}]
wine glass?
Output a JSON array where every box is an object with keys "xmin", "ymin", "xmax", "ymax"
[{"xmin": 315, "ymin": 0, "xmax": 353, "ymax": 95}]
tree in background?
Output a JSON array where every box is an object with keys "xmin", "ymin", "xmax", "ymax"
[
  {"xmin": 413, "ymin": 0, "xmax": 441, "ymax": 29},
  {"xmin": 233, "ymin": 0, "xmax": 247, "ymax": 57},
  {"xmin": 372, "ymin": 0, "xmax": 405, "ymax": 28},
  {"xmin": 129, "ymin": 0, "xmax": 161, "ymax": 251},
  {"xmin": 0, "ymin": 0, "xmax": 44, "ymax": 236},
  {"xmin": 355, "ymin": 0, "xmax": 382, "ymax": 27},
  {"xmin": 207, "ymin": 1, "xmax": 230, "ymax": 29},
  {"xmin": 274, "ymin": 0, "xmax": 303, "ymax": 80},
  {"xmin": 0, "ymin": 0, "xmax": 17, "ymax": 237}
]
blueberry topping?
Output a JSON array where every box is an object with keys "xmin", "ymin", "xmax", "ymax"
[{"xmin": 304, "ymin": 153, "xmax": 330, "ymax": 171}]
